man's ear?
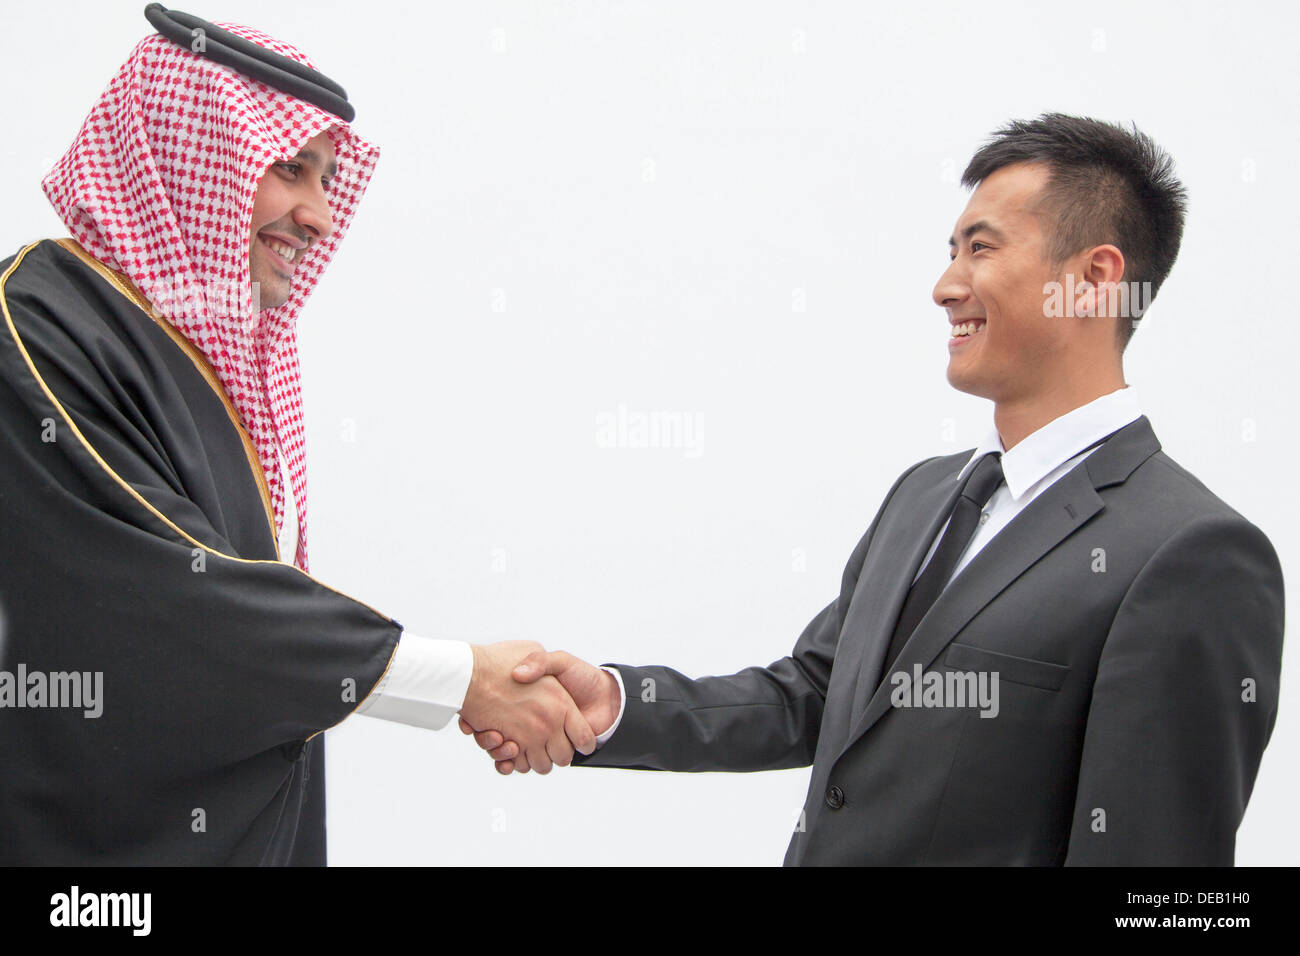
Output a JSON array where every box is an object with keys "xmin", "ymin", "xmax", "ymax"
[{"xmin": 1075, "ymin": 244, "xmax": 1126, "ymax": 319}]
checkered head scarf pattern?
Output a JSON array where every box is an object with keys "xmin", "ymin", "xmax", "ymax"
[{"xmin": 42, "ymin": 22, "xmax": 379, "ymax": 572}]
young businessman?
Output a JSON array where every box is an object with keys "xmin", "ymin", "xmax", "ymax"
[{"xmin": 464, "ymin": 114, "xmax": 1285, "ymax": 865}]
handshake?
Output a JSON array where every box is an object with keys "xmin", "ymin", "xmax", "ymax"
[{"xmin": 456, "ymin": 642, "xmax": 622, "ymax": 774}]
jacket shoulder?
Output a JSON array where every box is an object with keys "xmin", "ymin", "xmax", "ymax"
[
  {"xmin": 1135, "ymin": 447, "xmax": 1270, "ymax": 529},
  {"xmin": 898, "ymin": 448, "xmax": 968, "ymax": 488},
  {"xmin": 1100, "ymin": 444, "xmax": 1283, "ymax": 590}
]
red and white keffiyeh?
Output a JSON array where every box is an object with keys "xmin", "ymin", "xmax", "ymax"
[{"xmin": 42, "ymin": 21, "xmax": 380, "ymax": 572}]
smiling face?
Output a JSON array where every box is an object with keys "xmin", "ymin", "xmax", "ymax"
[
  {"xmin": 932, "ymin": 161, "xmax": 1077, "ymax": 407},
  {"xmin": 248, "ymin": 130, "xmax": 338, "ymax": 310}
]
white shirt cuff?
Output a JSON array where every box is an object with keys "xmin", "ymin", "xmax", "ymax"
[
  {"xmin": 355, "ymin": 633, "xmax": 473, "ymax": 731},
  {"xmin": 594, "ymin": 666, "xmax": 626, "ymax": 747}
]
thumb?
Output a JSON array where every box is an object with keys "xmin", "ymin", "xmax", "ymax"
[
  {"xmin": 511, "ymin": 650, "xmax": 551, "ymax": 683},
  {"xmin": 512, "ymin": 649, "xmax": 574, "ymax": 683}
]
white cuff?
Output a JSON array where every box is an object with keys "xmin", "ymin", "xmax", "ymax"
[
  {"xmin": 355, "ymin": 633, "xmax": 474, "ymax": 731},
  {"xmin": 594, "ymin": 666, "xmax": 626, "ymax": 748}
]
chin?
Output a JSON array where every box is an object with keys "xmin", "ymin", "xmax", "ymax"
[
  {"xmin": 250, "ymin": 277, "xmax": 289, "ymax": 311},
  {"xmin": 946, "ymin": 366, "xmax": 989, "ymax": 399}
]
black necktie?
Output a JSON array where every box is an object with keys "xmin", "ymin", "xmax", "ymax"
[{"xmin": 879, "ymin": 451, "xmax": 1005, "ymax": 683}]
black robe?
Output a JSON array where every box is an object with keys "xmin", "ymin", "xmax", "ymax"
[{"xmin": 0, "ymin": 238, "xmax": 400, "ymax": 864}]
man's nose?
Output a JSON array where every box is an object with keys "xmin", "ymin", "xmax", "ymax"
[
  {"xmin": 932, "ymin": 257, "xmax": 968, "ymax": 309},
  {"xmin": 294, "ymin": 189, "xmax": 335, "ymax": 244}
]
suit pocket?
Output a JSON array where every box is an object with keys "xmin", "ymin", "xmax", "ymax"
[{"xmin": 942, "ymin": 642, "xmax": 1070, "ymax": 691}]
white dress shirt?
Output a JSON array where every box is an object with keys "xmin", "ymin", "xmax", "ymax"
[
  {"xmin": 913, "ymin": 383, "xmax": 1142, "ymax": 587},
  {"xmin": 595, "ymin": 384, "xmax": 1142, "ymax": 746}
]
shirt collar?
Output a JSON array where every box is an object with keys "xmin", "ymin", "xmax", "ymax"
[{"xmin": 956, "ymin": 385, "xmax": 1143, "ymax": 500}]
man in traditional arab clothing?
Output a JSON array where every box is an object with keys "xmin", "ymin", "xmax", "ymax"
[{"xmin": 0, "ymin": 5, "xmax": 592, "ymax": 865}]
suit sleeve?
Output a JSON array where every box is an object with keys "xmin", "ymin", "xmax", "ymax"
[
  {"xmin": 575, "ymin": 458, "xmax": 933, "ymax": 773},
  {"xmin": 1063, "ymin": 512, "xmax": 1284, "ymax": 864}
]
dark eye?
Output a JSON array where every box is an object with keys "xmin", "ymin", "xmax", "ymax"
[
  {"xmin": 277, "ymin": 162, "xmax": 301, "ymax": 177},
  {"xmin": 971, "ymin": 241, "xmax": 989, "ymax": 253}
]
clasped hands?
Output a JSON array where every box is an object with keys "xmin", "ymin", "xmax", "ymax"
[{"xmin": 457, "ymin": 641, "xmax": 620, "ymax": 774}]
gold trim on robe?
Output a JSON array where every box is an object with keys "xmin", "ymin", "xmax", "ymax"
[
  {"xmin": 54, "ymin": 236, "xmax": 279, "ymax": 548},
  {"xmin": 1, "ymin": 239, "xmax": 400, "ymax": 738}
]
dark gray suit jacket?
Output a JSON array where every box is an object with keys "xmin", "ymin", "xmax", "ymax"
[{"xmin": 576, "ymin": 416, "xmax": 1285, "ymax": 865}]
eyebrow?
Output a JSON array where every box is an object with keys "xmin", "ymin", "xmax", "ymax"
[
  {"xmin": 294, "ymin": 147, "xmax": 338, "ymax": 181},
  {"xmin": 948, "ymin": 219, "xmax": 1006, "ymax": 247}
]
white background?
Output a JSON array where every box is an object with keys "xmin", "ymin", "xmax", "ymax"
[{"xmin": 1, "ymin": 0, "xmax": 1295, "ymax": 865}]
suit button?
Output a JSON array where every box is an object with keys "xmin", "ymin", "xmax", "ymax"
[{"xmin": 825, "ymin": 785, "xmax": 845, "ymax": 810}]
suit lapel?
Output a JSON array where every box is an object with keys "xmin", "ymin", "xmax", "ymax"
[
  {"xmin": 839, "ymin": 467, "xmax": 965, "ymax": 732},
  {"xmin": 838, "ymin": 415, "xmax": 1162, "ymax": 752}
]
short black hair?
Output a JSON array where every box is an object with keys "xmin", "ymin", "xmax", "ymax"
[{"xmin": 961, "ymin": 113, "xmax": 1187, "ymax": 353}]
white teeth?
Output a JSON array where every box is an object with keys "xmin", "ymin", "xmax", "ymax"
[
  {"xmin": 951, "ymin": 321, "xmax": 985, "ymax": 337},
  {"xmin": 265, "ymin": 238, "xmax": 296, "ymax": 262}
]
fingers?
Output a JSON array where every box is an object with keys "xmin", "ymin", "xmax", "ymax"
[
  {"xmin": 526, "ymin": 742, "xmax": 553, "ymax": 775},
  {"xmin": 564, "ymin": 703, "xmax": 597, "ymax": 756},
  {"xmin": 546, "ymin": 672, "xmax": 588, "ymax": 768},
  {"xmin": 545, "ymin": 732, "xmax": 574, "ymax": 771},
  {"xmin": 529, "ymin": 679, "xmax": 569, "ymax": 774},
  {"xmin": 461, "ymin": 719, "xmax": 509, "ymax": 754},
  {"xmin": 464, "ymin": 655, "xmax": 595, "ymax": 776},
  {"xmin": 544, "ymin": 701, "xmax": 588, "ymax": 770}
]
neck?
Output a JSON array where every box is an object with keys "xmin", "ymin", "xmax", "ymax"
[{"xmin": 993, "ymin": 366, "xmax": 1126, "ymax": 451}]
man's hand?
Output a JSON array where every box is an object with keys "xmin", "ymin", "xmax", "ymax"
[
  {"xmin": 458, "ymin": 642, "xmax": 597, "ymax": 774},
  {"xmin": 458, "ymin": 650, "xmax": 620, "ymax": 775}
]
